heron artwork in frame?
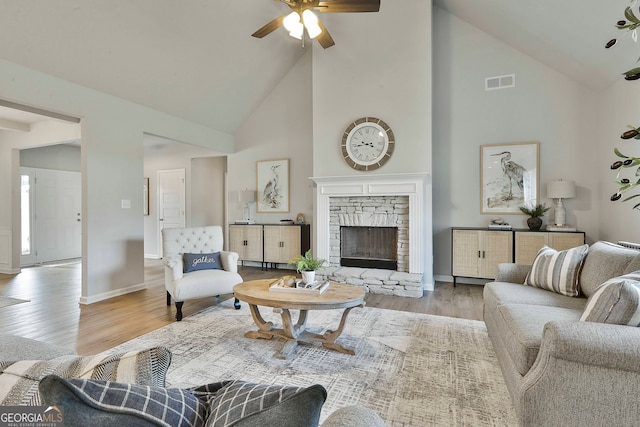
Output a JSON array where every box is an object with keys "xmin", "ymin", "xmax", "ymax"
[
  {"xmin": 480, "ymin": 142, "xmax": 539, "ymax": 214},
  {"xmin": 256, "ymin": 158, "xmax": 290, "ymax": 213}
]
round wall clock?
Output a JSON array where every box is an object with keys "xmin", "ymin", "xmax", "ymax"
[{"xmin": 341, "ymin": 117, "xmax": 395, "ymax": 171}]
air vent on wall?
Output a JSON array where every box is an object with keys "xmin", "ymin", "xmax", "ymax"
[{"xmin": 485, "ymin": 74, "xmax": 515, "ymax": 91}]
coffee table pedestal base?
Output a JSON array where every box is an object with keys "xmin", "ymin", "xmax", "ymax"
[{"xmin": 244, "ymin": 304, "xmax": 364, "ymax": 359}]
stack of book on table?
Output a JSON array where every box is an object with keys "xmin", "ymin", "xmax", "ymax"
[
  {"xmin": 268, "ymin": 276, "xmax": 330, "ymax": 295},
  {"xmin": 488, "ymin": 223, "xmax": 512, "ymax": 230}
]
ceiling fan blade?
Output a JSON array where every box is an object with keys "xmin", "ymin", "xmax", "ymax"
[
  {"xmin": 316, "ymin": 20, "xmax": 335, "ymax": 49},
  {"xmin": 317, "ymin": 0, "xmax": 380, "ymax": 13},
  {"xmin": 251, "ymin": 15, "xmax": 286, "ymax": 38}
]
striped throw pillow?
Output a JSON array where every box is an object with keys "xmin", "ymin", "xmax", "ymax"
[
  {"xmin": 0, "ymin": 346, "xmax": 171, "ymax": 406},
  {"xmin": 525, "ymin": 244, "xmax": 589, "ymax": 297},
  {"xmin": 580, "ymin": 272, "xmax": 640, "ymax": 325}
]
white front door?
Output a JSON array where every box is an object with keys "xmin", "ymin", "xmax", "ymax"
[
  {"xmin": 21, "ymin": 168, "xmax": 82, "ymax": 265},
  {"xmin": 158, "ymin": 169, "xmax": 186, "ymax": 256}
]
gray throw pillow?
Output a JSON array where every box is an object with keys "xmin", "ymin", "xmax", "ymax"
[
  {"xmin": 192, "ymin": 380, "xmax": 326, "ymax": 427},
  {"xmin": 580, "ymin": 272, "xmax": 640, "ymax": 326},
  {"xmin": 39, "ymin": 375, "xmax": 205, "ymax": 427},
  {"xmin": 183, "ymin": 252, "xmax": 223, "ymax": 273}
]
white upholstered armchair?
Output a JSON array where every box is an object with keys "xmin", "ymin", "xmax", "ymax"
[{"xmin": 161, "ymin": 226, "xmax": 243, "ymax": 321}]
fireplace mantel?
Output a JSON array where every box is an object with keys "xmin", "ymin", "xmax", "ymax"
[{"xmin": 311, "ymin": 173, "xmax": 433, "ymax": 291}]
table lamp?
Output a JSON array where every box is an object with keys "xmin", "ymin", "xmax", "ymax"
[
  {"xmin": 238, "ymin": 190, "xmax": 255, "ymax": 224},
  {"xmin": 546, "ymin": 180, "xmax": 576, "ymax": 227}
]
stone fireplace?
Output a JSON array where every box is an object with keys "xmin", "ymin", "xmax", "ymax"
[
  {"xmin": 311, "ymin": 173, "xmax": 433, "ymax": 296},
  {"xmin": 330, "ymin": 195, "xmax": 408, "ymax": 271}
]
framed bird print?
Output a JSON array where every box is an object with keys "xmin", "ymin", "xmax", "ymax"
[
  {"xmin": 256, "ymin": 158, "xmax": 290, "ymax": 213},
  {"xmin": 480, "ymin": 142, "xmax": 539, "ymax": 214}
]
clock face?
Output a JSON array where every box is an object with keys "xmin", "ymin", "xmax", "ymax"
[{"xmin": 341, "ymin": 117, "xmax": 394, "ymax": 171}]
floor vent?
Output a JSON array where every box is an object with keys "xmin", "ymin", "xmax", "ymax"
[{"xmin": 485, "ymin": 74, "xmax": 515, "ymax": 91}]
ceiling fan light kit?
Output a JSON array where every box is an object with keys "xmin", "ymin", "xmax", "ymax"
[{"xmin": 252, "ymin": 0, "xmax": 381, "ymax": 49}]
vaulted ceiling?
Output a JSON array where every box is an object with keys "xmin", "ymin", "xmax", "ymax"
[{"xmin": 0, "ymin": 0, "xmax": 636, "ymax": 133}]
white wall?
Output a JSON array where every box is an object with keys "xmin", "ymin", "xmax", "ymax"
[
  {"xmin": 20, "ymin": 143, "xmax": 81, "ymax": 172},
  {"xmin": 597, "ymin": 78, "xmax": 640, "ymax": 243},
  {"xmin": 311, "ymin": 0, "xmax": 432, "ymax": 177},
  {"xmin": 230, "ymin": 50, "xmax": 314, "ymax": 228},
  {"xmin": 0, "ymin": 58, "xmax": 234, "ymax": 302},
  {"xmin": 143, "ymin": 140, "xmax": 226, "ymax": 258},
  {"xmin": 432, "ymin": 7, "xmax": 600, "ymax": 279}
]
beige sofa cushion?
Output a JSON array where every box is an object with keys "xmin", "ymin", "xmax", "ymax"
[
  {"xmin": 494, "ymin": 304, "xmax": 581, "ymax": 376},
  {"xmin": 580, "ymin": 242, "xmax": 640, "ymax": 297}
]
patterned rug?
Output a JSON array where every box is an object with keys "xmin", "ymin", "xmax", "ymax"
[
  {"xmin": 108, "ymin": 300, "xmax": 516, "ymax": 426},
  {"xmin": 0, "ymin": 296, "xmax": 29, "ymax": 308}
]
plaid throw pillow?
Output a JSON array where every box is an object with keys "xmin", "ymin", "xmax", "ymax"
[
  {"xmin": 193, "ymin": 380, "xmax": 313, "ymax": 427},
  {"xmin": 525, "ymin": 244, "xmax": 589, "ymax": 297},
  {"xmin": 40, "ymin": 375, "xmax": 206, "ymax": 427},
  {"xmin": 580, "ymin": 272, "xmax": 640, "ymax": 325}
]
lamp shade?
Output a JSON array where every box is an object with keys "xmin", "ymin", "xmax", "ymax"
[
  {"xmin": 547, "ymin": 180, "xmax": 576, "ymax": 199},
  {"xmin": 239, "ymin": 190, "xmax": 255, "ymax": 203}
]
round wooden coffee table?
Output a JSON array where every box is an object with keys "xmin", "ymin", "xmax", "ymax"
[{"xmin": 233, "ymin": 279, "xmax": 365, "ymax": 359}]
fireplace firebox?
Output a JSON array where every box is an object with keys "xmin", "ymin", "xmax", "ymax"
[{"xmin": 340, "ymin": 226, "xmax": 398, "ymax": 270}]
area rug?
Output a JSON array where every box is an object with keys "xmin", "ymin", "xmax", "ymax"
[
  {"xmin": 108, "ymin": 300, "xmax": 516, "ymax": 426},
  {"xmin": 0, "ymin": 296, "xmax": 29, "ymax": 308}
]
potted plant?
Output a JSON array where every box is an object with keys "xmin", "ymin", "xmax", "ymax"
[
  {"xmin": 288, "ymin": 249, "xmax": 326, "ymax": 284},
  {"xmin": 605, "ymin": 3, "xmax": 640, "ymax": 209},
  {"xmin": 519, "ymin": 203, "xmax": 550, "ymax": 231}
]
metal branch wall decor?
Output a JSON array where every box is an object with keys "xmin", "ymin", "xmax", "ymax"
[{"xmin": 606, "ymin": 1, "xmax": 640, "ymax": 210}]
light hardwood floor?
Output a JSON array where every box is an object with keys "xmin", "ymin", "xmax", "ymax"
[{"xmin": 0, "ymin": 260, "xmax": 484, "ymax": 355}]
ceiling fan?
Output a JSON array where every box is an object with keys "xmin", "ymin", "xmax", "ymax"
[{"xmin": 252, "ymin": 0, "xmax": 381, "ymax": 49}]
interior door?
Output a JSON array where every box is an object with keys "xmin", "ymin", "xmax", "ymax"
[
  {"xmin": 32, "ymin": 168, "xmax": 82, "ymax": 263},
  {"xmin": 158, "ymin": 169, "xmax": 186, "ymax": 256}
]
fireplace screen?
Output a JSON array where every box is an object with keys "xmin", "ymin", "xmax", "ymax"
[{"xmin": 340, "ymin": 226, "xmax": 398, "ymax": 270}]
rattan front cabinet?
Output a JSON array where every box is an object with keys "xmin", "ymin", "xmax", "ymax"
[
  {"xmin": 514, "ymin": 231, "xmax": 585, "ymax": 264},
  {"xmin": 452, "ymin": 228, "xmax": 513, "ymax": 285}
]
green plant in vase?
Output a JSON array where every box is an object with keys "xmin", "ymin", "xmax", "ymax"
[
  {"xmin": 288, "ymin": 249, "xmax": 326, "ymax": 284},
  {"xmin": 605, "ymin": 1, "xmax": 640, "ymax": 209},
  {"xmin": 519, "ymin": 203, "xmax": 550, "ymax": 231}
]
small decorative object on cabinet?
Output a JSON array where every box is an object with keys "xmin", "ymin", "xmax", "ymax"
[
  {"xmin": 451, "ymin": 228, "xmax": 513, "ymax": 286},
  {"xmin": 519, "ymin": 203, "xmax": 550, "ymax": 231}
]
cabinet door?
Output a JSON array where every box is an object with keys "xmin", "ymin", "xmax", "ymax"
[
  {"xmin": 243, "ymin": 225, "xmax": 264, "ymax": 262},
  {"xmin": 481, "ymin": 231, "xmax": 513, "ymax": 279},
  {"xmin": 229, "ymin": 226, "xmax": 245, "ymax": 256},
  {"xmin": 548, "ymin": 233, "xmax": 584, "ymax": 251},
  {"xmin": 264, "ymin": 226, "xmax": 302, "ymax": 263},
  {"xmin": 280, "ymin": 226, "xmax": 302, "ymax": 262},
  {"xmin": 515, "ymin": 232, "xmax": 549, "ymax": 264},
  {"xmin": 452, "ymin": 230, "xmax": 481, "ymax": 278},
  {"xmin": 229, "ymin": 225, "xmax": 263, "ymax": 262}
]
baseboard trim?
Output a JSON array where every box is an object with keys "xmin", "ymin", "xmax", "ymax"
[
  {"xmin": 0, "ymin": 267, "xmax": 20, "ymax": 275},
  {"xmin": 79, "ymin": 283, "xmax": 147, "ymax": 305},
  {"xmin": 144, "ymin": 254, "xmax": 161, "ymax": 259}
]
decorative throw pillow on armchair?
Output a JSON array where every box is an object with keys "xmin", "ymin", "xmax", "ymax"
[{"xmin": 183, "ymin": 252, "xmax": 223, "ymax": 273}]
